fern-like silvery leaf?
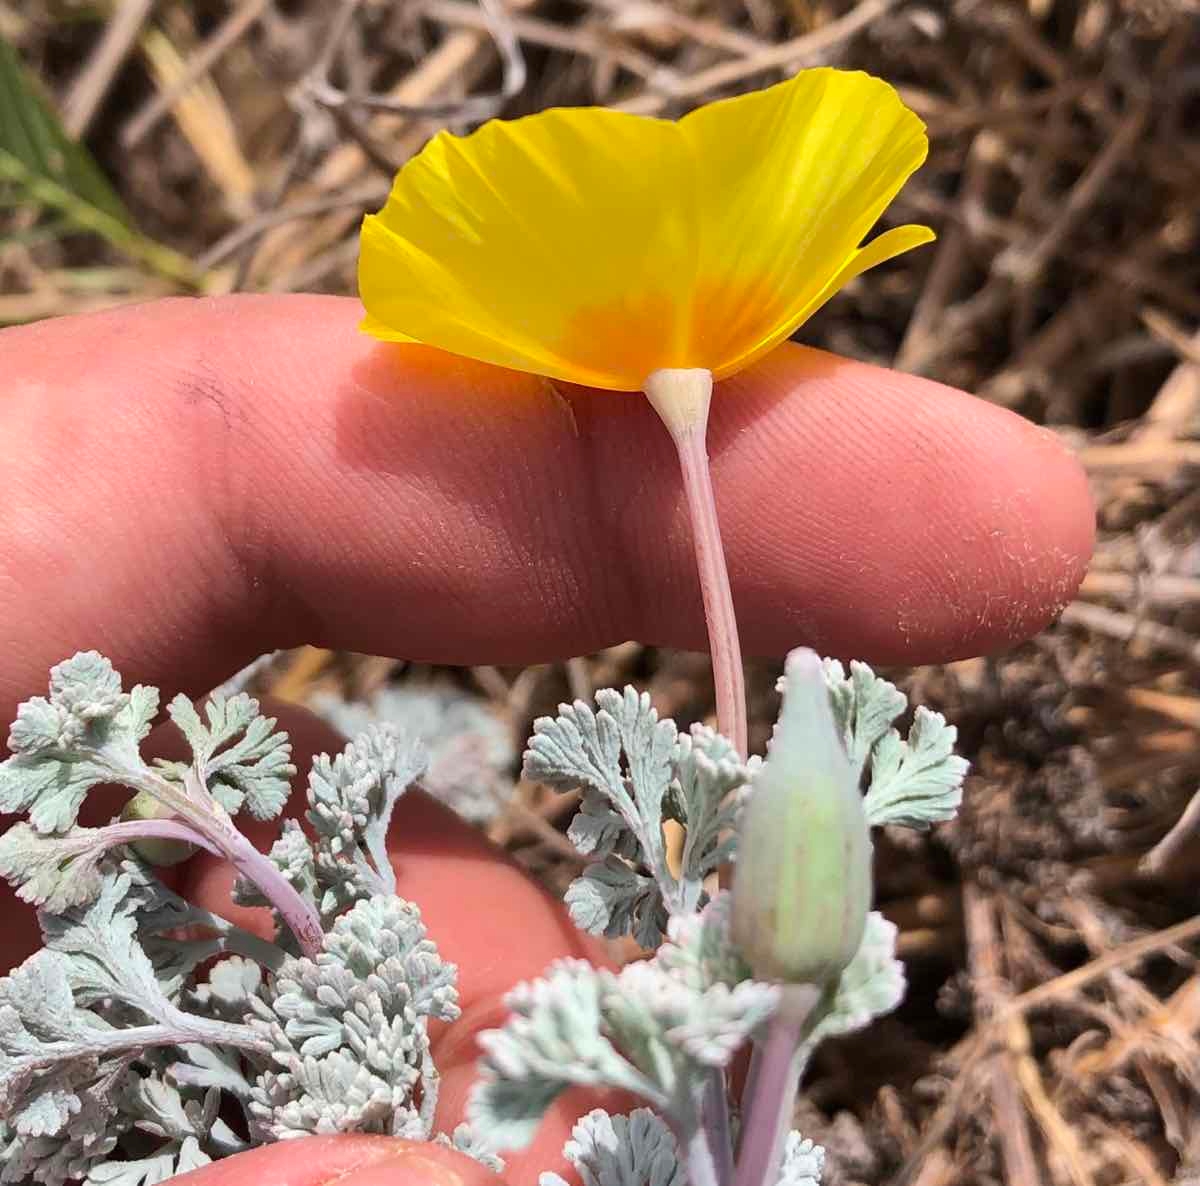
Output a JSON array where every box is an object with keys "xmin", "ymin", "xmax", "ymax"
[
  {"xmin": 306, "ymin": 725, "xmax": 428, "ymax": 903},
  {"xmin": 782, "ymin": 660, "xmax": 967, "ymax": 831},
  {"xmin": 0, "ymin": 1066, "xmax": 123, "ymax": 1186},
  {"xmin": 805, "ymin": 912, "xmax": 905, "ymax": 1050},
  {"xmin": 604, "ymin": 961, "xmax": 778, "ymax": 1070},
  {"xmin": 669, "ymin": 725, "xmax": 749, "ymax": 895},
  {"xmin": 567, "ymin": 788, "xmax": 632, "ymax": 859},
  {"xmin": 820, "ymin": 660, "xmax": 907, "ymax": 786},
  {"xmin": 435, "ymin": 1122, "xmax": 505, "ymax": 1174},
  {"xmin": 0, "ymin": 950, "xmax": 99, "ymax": 1122},
  {"xmin": 324, "ymin": 895, "xmax": 459, "ymax": 1022},
  {"xmin": 471, "ymin": 960, "xmax": 662, "ymax": 1150},
  {"xmin": 164, "ymin": 693, "xmax": 294, "ymax": 821},
  {"xmin": 863, "ymin": 707, "xmax": 968, "ymax": 830},
  {"xmin": 473, "ymin": 925, "xmax": 777, "ymax": 1152},
  {"xmin": 248, "ymin": 895, "xmax": 454, "ymax": 1141},
  {"xmin": 654, "ymin": 893, "xmax": 752, "ymax": 992},
  {"xmin": 530, "ymin": 694, "xmax": 754, "ymax": 946},
  {"xmin": 311, "ymin": 685, "xmax": 515, "ymax": 824},
  {"xmin": 40, "ymin": 872, "xmax": 176, "ymax": 1013},
  {"xmin": 0, "ymin": 823, "xmax": 112, "ymax": 913},
  {"xmin": 121, "ymin": 1073, "xmax": 220, "ymax": 1143},
  {"xmin": 564, "ymin": 859, "xmax": 665, "ymax": 950},
  {"xmin": 188, "ymin": 957, "xmax": 266, "ymax": 1018},
  {"xmin": 540, "ymin": 1108, "xmax": 682, "ymax": 1186},
  {"xmin": 85, "ymin": 1136, "xmax": 211, "ymax": 1186},
  {"xmin": 526, "ymin": 689, "xmax": 675, "ymax": 883},
  {"xmin": 0, "ymin": 653, "xmax": 158, "ymax": 834},
  {"xmin": 777, "ymin": 1133, "xmax": 825, "ymax": 1186}
]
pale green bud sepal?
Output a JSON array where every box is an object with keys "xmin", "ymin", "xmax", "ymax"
[
  {"xmin": 120, "ymin": 789, "xmax": 196, "ymax": 866},
  {"xmin": 731, "ymin": 647, "xmax": 871, "ymax": 986}
]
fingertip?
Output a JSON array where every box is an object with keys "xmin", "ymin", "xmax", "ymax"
[
  {"xmin": 344, "ymin": 1144, "xmax": 505, "ymax": 1186},
  {"xmin": 172, "ymin": 1136, "xmax": 504, "ymax": 1186},
  {"xmin": 170, "ymin": 1135, "xmax": 405, "ymax": 1185},
  {"xmin": 693, "ymin": 346, "xmax": 1095, "ymax": 664}
]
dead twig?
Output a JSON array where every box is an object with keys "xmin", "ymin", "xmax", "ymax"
[
  {"xmin": 63, "ymin": 0, "xmax": 156, "ymax": 137},
  {"xmin": 121, "ymin": 0, "xmax": 274, "ymax": 148},
  {"xmin": 618, "ymin": 0, "xmax": 901, "ymax": 114},
  {"xmin": 299, "ymin": 0, "xmax": 526, "ymax": 124},
  {"xmin": 1060, "ymin": 603, "xmax": 1200, "ymax": 667},
  {"xmin": 962, "ymin": 884, "xmax": 1044, "ymax": 1186}
]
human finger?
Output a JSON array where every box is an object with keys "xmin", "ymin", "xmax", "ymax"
[{"xmin": 0, "ymin": 295, "xmax": 1094, "ymax": 727}]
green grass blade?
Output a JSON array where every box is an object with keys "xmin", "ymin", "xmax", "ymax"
[
  {"xmin": 0, "ymin": 33, "xmax": 128, "ymax": 223},
  {"xmin": 0, "ymin": 34, "xmax": 204, "ymax": 288}
]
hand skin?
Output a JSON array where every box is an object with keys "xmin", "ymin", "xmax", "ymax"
[{"xmin": 0, "ymin": 295, "xmax": 1095, "ymax": 1185}]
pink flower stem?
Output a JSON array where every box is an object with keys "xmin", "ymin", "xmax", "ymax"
[
  {"xmin": 733, "ymin": 985, "xmax": 822, "ymax": 1186},
  {"xmin": 643, "ymin": 368, "xmax": 747, "ymax": 758},
  {"xmin": 673, "ymin": 421, "xmax": 748, "ymax": 757}
]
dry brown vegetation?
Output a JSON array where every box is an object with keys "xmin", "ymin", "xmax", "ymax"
[{"xmin": 3, "ymin": 1, "xmax": 1200, "ymax": 1183}]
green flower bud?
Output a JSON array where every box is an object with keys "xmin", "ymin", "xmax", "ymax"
[
  {"xmin": 731, "ymin": 648, "xmax": 871, "ymax": 986},
  {"xmin": 120, "ymin": 791, "xmax": 196, "ymax": 867}
]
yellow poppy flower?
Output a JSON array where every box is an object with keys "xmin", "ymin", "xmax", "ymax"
[
  {"xmin": 359, "ymin": 67, "xmax": 932, "ymax": 763},
  {"xmin": 358, "ymin": 67, "xmax": 931, "ymax": 392}
]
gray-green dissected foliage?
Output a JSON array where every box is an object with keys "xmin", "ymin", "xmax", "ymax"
[
  {"xmin": 0, "ymin": 650, "xmax": 965, "ymax": 1186},
  {"xmin": 477, "ymin": 657, "xmax": 964, "ymax": 1184},
  {"xmin": 232, "ymin": 722, "xmax": 430, "ymax": 936},
  {"xmin": 523, "ymin": 660, "xmax": 965, "ymax": 951},
  {"xmin": 156, "ymin": 694, "xmax": 295, "ymax": 821},
  {"xmin": 817, "ymin": 660, "xmax": 967, "ymax": 830},
  {"xmin": 310, "ymin": 684, "xmax": 516, "ymax": 824},
  {"xmin": 0, "ymin": 654, "xmax": 481, "ymax": 1185},
  {"xmin": 524, "ymin": 689, "xmax": 750, "ymax": 948},
  {"xmin": 246, "ymin": 895, "xmax": 459, "ymax": 1141}
]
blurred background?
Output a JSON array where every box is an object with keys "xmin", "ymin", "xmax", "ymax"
[{"xmin": 3, "ymin": 1, "xmax": 1200, "ymax": 1183}]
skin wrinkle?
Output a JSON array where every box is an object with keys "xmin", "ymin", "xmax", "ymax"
[
  {"xmin": 0, "ymin": 322, "xmax": 256, "ymax": 717},
  {"xmin": 173, "ymin": 356, "xmax": 288, "ymax": 655}
]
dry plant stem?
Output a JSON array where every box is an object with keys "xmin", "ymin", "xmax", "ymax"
[
  {"xmin": 643, "ymin": 369, "xmax": 748, "ymax": 758},
  {"xmin": 733, "ymin": 984, "xmax": 822, "ymax": 1186},
  {"xmin": 963, "ymin": 883, "xmax": 1043, "ymax": 1186}
]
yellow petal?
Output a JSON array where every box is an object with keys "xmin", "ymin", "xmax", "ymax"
[
  {"xmin": 358, "ymin": 312, "xmax": 418, "ymax": 344},
  {"xmin": 714, "ymin": 223, "xmax": 936, "ymax": 379},
  {"xmin": 359, "ymin": 69, "xmax": 931, "ymax": 390},
  {"xmin": 360, "ymin": 107, "xmax": 694, "ymax": 390},
  {"xmin": 678, "ymin": 68, "xmax": 931, "ymax": 378}
]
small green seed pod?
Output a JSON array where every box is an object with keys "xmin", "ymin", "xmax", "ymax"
[
  {"xmin": 120, "ymin": 791, "xmax": 196, "ymax": 867},
  {"xmin": 731, "ymin": 648, "xmax": 871, "ymax": 986}
]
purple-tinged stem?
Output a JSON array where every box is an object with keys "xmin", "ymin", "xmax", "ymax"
[
  {"xmin": 702, "ymin": 1067, "xmax": 735, "ymax": 1186},
  {"xmin": 733, "ymin": 986, "xmax": 821, "ymax": 1186},
  {"xmin": 223, "ymin": 826, "xmax": 325, "ymax": 956},
  {"xmin": 122, "ymin": 763, "xmax": 326, "ymax": 959},
  {"xmin": 683, "ymin": 1118, "xmax": 723, "ymax": 1186},
  {"xmin": 643, "ymin": 368, "xmax": 747, "ymax": 758},
  {"xmin": 100, "ymin": 818, "xmax": 221, "ymax": 856}
]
